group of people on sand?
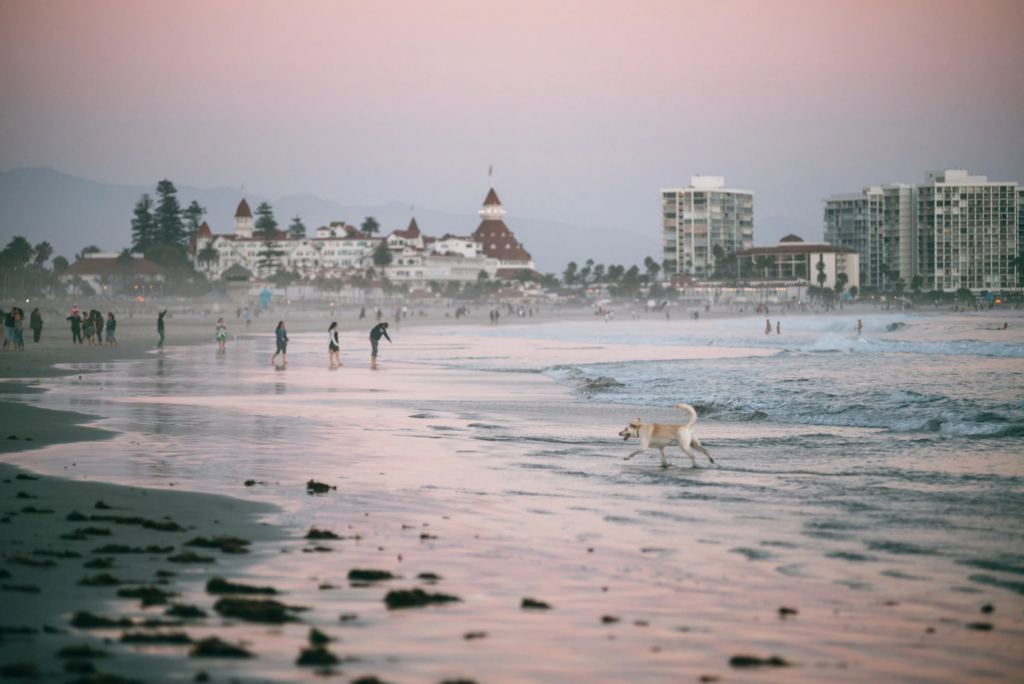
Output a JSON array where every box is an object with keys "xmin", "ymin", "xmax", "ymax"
[
  {"xmin": 265, "ymin": 319, "xmax": 392, "ymax": 370},
  {"xmin": 66, "ymin": 307, "xmax": 117, "ymax": 346},
  {"xmin": 2, "ymin": 306, "xmax": 43, "ymax": 351}
]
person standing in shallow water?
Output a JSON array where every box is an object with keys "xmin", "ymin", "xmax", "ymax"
[
  {"xmin": 857, "ymin": 319, "xmax": 863, "ymax": 336},
  {"xmin": 157, "ymin": 309, "xmax": 167, "ymax": 348},
  {"xmin": 67, "ymin": 312, "xmax": 82, "ymax": 344},
  {"xmin": 765, "ymin": 319, "xmax": 772, "ymax": 335},
  {"xmin": 328, "ymin": 321, "xmax": 341, "ymax": 368},
  {"xmin": 369, "ymin": 321, "xmax": 391, "ymax": 369},
  {"xmin": 271, "ymin": 320, "xmax": 289, "ymax": 366},
  {"xmin": 106, "ymin": 313, "xmax": 117, "ymax": 346},
  {"xmin": 776, "ymin": 321, "xmax": 781, "ymax": 335},
  {"xmin": 216, "ymin": 317, "xmax": 228, "ymax": 353}
]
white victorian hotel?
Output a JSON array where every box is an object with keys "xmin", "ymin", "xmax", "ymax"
[{"xmin": 190, "ymin": 189, "xmax": 536, "ymax": 290}]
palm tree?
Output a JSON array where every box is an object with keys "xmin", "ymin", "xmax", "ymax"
[
  {"xmin": 361, "ymin": 217, "xmax": 381, "ymax": 236},
  {"xmin": 197, "ymin": 240, "xmax": 219, "ymax": 271},
  {"xmin": 33, "ymin": 241, "xmax": 54, "ymax": 266}
]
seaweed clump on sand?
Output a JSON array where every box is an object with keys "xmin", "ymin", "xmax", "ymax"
[
  {"xmin": 116, "ymin": 586, "xmax": 179, "ymax": 607},
  {"xmin": 729, "ymin": 654, "xmax": 791, "ymax": 668},
  {"xmin": 8, "ymin": 556, "xmax": 57, "ymax": 569},
  {"xmin": 55, "ymin": 644, "xmax": 111, "ymax": 659},
  {"xmin": 384, "ymin": 589, "xmax": 461, "ymax": 610},
  {"xmin": 167, "ymin": 551, "xmax": 215, "ymax": 564},
  {"xmin": 305, "ymin": 528, "xmax": 340, "ymax": 540},
  {"xmin": 70, "ymin": 612, "xmax": 133, "ymax": 629},
  {"xmin": 295, "ymin": 646, "xmax": 340, "ymax": 666},
  {"xmin": 213, "ymin": 598, "xmax": 303, "ymax": 624},
  {"xmin": 120, "ymin": 631, "xmax": 192, "ymax": 644},
  {"xmin": 185, "ymin": 537, "xmax": 251, "ymax": 554},
  {"xmin": 78, "ymin": 574, "xmax": 123, "ymax": 587},
  {"xmin": 35, "ymin": 548, "xmax": 86, "ymax": 557},
  {"xmin": 967, "ymin": 622, "xmax": 993, "ymax": 631},
  {"xmin": 348, "ymin": 569, "xmax": 396, "ymax": 582},
  {"xmin": 190, "ymin": 637, "xmax": 252, "ymax": 658},
  {"xmin": 92, "ymin": 545, "xmax": 174, "ymax": 555},
  {"xmin": 2, "ymin": 584, "xmax": 41, "ymax": 594},
  {"xmin": 165, "ymin": 604, "xmax": 207, "ymax": 619},
  {"xmin": 521, "ymin": 598, "xmax": 552, "ymax": 610},
  {"xmin": 205, "ymin": 577, "xmax": 277, "ymax": 595},
  {"xmin": 306, "ymin": 480, "xmax": 336, "ymax": 494},
  {"xmin": 0, "ymin": 663, "xmax": 42, "ymax": 678},
  {"xmin": 83, "ymin": 558, "xmax": 115, "ymax": 569}
]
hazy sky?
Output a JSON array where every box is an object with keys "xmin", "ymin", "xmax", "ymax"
[{"xmin": 2, "ymin": 0, "xmax": 1023, "ymax": 242}]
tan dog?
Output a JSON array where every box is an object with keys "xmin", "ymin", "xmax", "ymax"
[{"xmin": 618, "ymin": 404, "xmax": 713, "ymax": 468}]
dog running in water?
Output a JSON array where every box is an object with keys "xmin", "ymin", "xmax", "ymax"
[{"xmin": 618, "ymin": 404, "xmax": 713, "ymax": 468}]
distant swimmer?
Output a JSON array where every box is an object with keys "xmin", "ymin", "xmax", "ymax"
[
  {"xmin": 765, "ymin": 319, "xmax": 772, "ymax": 335},
  {"xmin": 328, "ymin": 321, "xmax": 341, "ymax": 368},
  {"xmin": 271, "ymin": 320, "xmax": 288, "ymax": 366},
  {"xmin": 776, "ymin": 321, "xmax": 781, "ymax": 335},
  {"xmin": 369, "ymin": 321, "xmax": 392, "ymax": 369},
  {"xmin": 857, "ymin": 319, "xmax": 863, "ymax": 336}
]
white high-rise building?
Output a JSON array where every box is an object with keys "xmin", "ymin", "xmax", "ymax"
[{"xmin": 661, "ymin": 176, "xmax": 753, "ymax": 277}]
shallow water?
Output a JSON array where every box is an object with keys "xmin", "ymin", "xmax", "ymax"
[{"xmin": 8, "ymin": 312, "xmax": 1024, "ymax": 682}]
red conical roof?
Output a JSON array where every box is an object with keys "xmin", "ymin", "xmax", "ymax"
[
  {"xmin": 235, "ymin": 198, "xmax": 253, "ymax": 218},
  {"xmin": 198, "ymin": 221, "xmax": 212, "ymax": 237},
  {"xmin": 483, "ymin": 188, "xmax": 501, "ymax": 206},
  {"xmin": 406, "ymin": 217, "xmax": 420, "ymax": 236}
]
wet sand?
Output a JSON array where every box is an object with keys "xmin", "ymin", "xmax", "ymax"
[{"xmin": 1, "ymin": 306, "xmax": 1022, "ymax": 682}]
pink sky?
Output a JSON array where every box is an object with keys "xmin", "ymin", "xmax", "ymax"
[{"xmin": 1, "ymin": 0, "xmax": 1022, "ymax": 242}]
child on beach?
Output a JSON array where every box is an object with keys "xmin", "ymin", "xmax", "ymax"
[
  {"xmin": 271, "ymin": 321, "xmax": 289, "ymax": 365},
  {"xmin": 216, "ymin": 318, "xmax": 228, "ymax": 352},
  {"xmin": 106, "ymin": 313, "xmax": 117, "ymax": 345},
  {"xmin": 83, "ymin": 315, "xmax": 95, "ymax": 345},
  {"xmin": 328, "ymin": 322, "xmax": 341, "ymax": 368},
  {"xmin": 369, "ymin": 321, "xmax": 391, "ymax": 369}
]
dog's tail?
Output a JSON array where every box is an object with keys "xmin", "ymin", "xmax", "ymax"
[{"xmin": 675, "ymin": 403, "xmax": 697, "ymax": 428}]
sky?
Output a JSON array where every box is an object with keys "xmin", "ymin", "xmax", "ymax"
[{"xmin": 2, "ymin": 0, "xmax": 1023, "ymax": 245}]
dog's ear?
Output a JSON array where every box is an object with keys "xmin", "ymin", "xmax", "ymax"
[{"xmin": 635, "ymin": 417, "xmax": 642, "ymax": 424}]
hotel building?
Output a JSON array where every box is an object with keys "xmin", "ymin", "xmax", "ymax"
[{"xmin": 661, "ymin": 176, "xmax": 754, "ymax": 277}]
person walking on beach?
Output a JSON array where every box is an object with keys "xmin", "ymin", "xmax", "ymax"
[
  {"xmin": 67, "ymin": 311, "xmax": 82, "ymax": 344},
  {"xmin": 29, "ymin": 308, "xmax": 42, "ymax": 343},
  {"xmin": 271, "ymin": 320, "xmax": 289, "ymax": 365},
  {"xmin": 92, "ymin": 310, "xmax": 104, "ymax": 346},
  {"xmin": 857, "ymin": 319, "xmax": 863, "ymax": 336},
  {"xmin": 157, "ymin": 309, "xmax": 168, "ymax": 348},
  {"xmin": 106, "ymin": 313, "xmax": 117, "ymax": 346},
  {"xmin": 369, "ymin": 321, "xmax": 391, "ymax": 369},
  {"xmin": 328, "ymin": 321, "xmax": 341, "ymax": 368},
  {"xmin": 12, "ymin": 308, "xmax": 25, "ymax": 351},
  {"xmin": 776, "ymin": 321, "xmax": 781, "ymax": 335},
  {"xmin": 216, "ymin": 317, "xmax": 228, "ymax": 352},
  {"xmin": 2, "ymin": 307, "xmax": 15, "ymax": 351},
  {"xmin": 359, "ymin": 307, "xmax": 366, "ymax": 320},
  {"xmin": 765, "ymin": 319, "xmax": 772, "ymax": 335},
  {"xmin": 244, "ymin": 307, "xmax": 252, "ymax": 330}
]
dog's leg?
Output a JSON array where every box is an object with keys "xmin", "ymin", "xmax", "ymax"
[
  {"xmin": 691, "ymin": 435, "xmax": 714, "ymax": 464},
  {"xmin": 658, "ymin": 447, "xmax": 668, "ymax": 468},
  {"xmin": 680, "ymin": 442, "xmax": 699, "ymax": 468},
  {"xmin": 623, "ymin": 449, "xmax": 644, "ymax": 461}
]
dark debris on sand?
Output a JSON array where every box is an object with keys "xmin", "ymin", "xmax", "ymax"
[
  {"xmin": 0, "ymin": 662, "xmax": 42, "ymax": 678},
  {"xmin": 348, "ymin": 569, "xmax": 396, "ymax": 582},
  {"xmin": 305, "ymin": 527, "xmax": 340, "ymax": 540},
  {"xmin": 92, "ymin": 544, "xmax": 174, "ymax": 555},
  {"xmin": 56, "ymin": 645, "xmax": 111, "ymax": 659},
  {"xmin": 83, "ymin": 558, "xmax": 115, "ymax": 569},
  {"xmin": 213, "ymin": 598, "xmax": 304, "ymax": 623},
  {"xmin": 190, "ymin": 637, "xmax": 252, "ymax": 658},
  {"xmin": 384, "ymin": 588, "xmax": 461, "ymax": 610},
  {"xmin": 206, "ymin": 577, "xmax": 276, "ymax": 595},
  {"xmin": 295, "ymin": 645, "xmax": 340, "ymax": 666},
  {"xmin": 778, "ymin": 606, "xmax": 798, "ymax": 617},
  {"xmin": 306, "ymin": 480, "xmax": 336, "ymax": 494},
  {"xmin": 729, "ymin": 654, "xmax": 791, "ymax": 668},
  {"xmin": 116, "ymin": 586, "xmax": 179, "ymax": 607},
  {"xmin": 185, "ymin": 536, "xmax": 251, "ymax": 554},
  {"xmin": 165, "ymin": 604, "xmax": 208, "ymax": 619},
  {"xmin": 168, "ymin": 551, "xmax": 216, "ymax": 564},
  {"xmin": 71, "ymin": 612, "xmax": 133, "ymax": 629},
  {"xmin": 78, "ymin": 573, "xmax": 123, "ymax": 587},
  {"xmin": 2, "ymin": 584, "xmax": 41, "ymax": 594},
  {"xmin": 967, "ymin": 622, "xmax": 993, "ymax": 631},
  {"xmin": 521, "ymin": 597, "xmax": 551, "ymax": 610},
  {"xmin": 120, "ymin": 631, "xmax": 192, "ymax": 644}
]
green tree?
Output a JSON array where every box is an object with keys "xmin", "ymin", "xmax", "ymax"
[
  {"xmin": 592, "ymin": 263, "xmax": 606, "ymax": 282},
  {"xmin": 848, "ymin": 285, "xmax": 858, "ymax": 299},
  {"xmin": 579, "ymin": 259, "xmax": 593, "ymax": 283},
  {"xmin": 834, "ymin": 272, "xmax": 849, "ymax": 296},
  {"xmin": 620, "ymin": 265, "xmax": 641, "ymax": 295},
  {"xmin": 52, "ymin": 256, "xmax": 69, "ymax": 274},
  {"xmin": 372, "ymin": 241, "xmax": 393, "ymax": 273},
  {"xmin": 816, "ymin": 254, "xmax": 827, "ymax": 288},
  {"xmin": 606, "ymin": 264, "xmax": 624, "ymax": 281},
  {"xmin": 477, "ymin": 270, "xmax": 490, "ymax": 282},
  {"xmin": 444, "ymin": 280, "xmax": 461, "ymax": 298},
  {"xmin": 197, "ymin": 240, "xmax": 219, "ymax": 268},
  {"xmin": 154, "ymin": 180, "xmax": 185, "ymax": 246},
  {"xmin": 643, "ymin": 256, "xmax": 661, "ymax": 281},
  {"xmin": 910, "ymin": 275, "xmax": 924, "ymax": 295},
  {"xmin": 131, "ymin": 194, "xmax": 157, "ymax": 251},
  {"xmin": 182, "ymin": 200, "xmax": 207, "ymax": 239},
  {"xmin": 754, "ymin": 255, "xmax": 776, "ymax": 279},
  {"xmin": 893, "ymin": 278, "xmax": 906, "ymax": 297},
  {"xmin": 288, "ymin": 215, "xmax": 307, "ymax": 239},
  {"xmin": 361, "ymin": 216, "xmax": 381, "ymax": 236},
  {"xmin": 33, "ymin": 241, "xmax": 54, "ymax": 266},
  {"xmin": 563, "ymin": 261, "xmax": 578, "ymax": 286},
  {"xmin": 254, "ymin": 202, "xmax": 278, "ymax": 239}
]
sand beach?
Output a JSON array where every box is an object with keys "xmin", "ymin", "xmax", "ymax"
[{"xmin": 1, "ymin": 304, "xmax": 1023, "ymax": 683}]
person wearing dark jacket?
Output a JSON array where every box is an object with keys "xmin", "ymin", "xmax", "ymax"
[
  {"xmin": 30, "ymin": 309, "xmax": 42, "ymax": 343},
  {"xmin": 67, "ymin": 313, "xmax": 82, "ymax": 344},
  {"xmin": 157, "ymin": 309, "xmax": 167, "ymax": 348},
  {"xmin": 369, "ymin": 322, "xmax": 391, "ymax": 369},
  {"xmin": 271, "ymin": 321, "xmax": 289, "ymax": 366}
]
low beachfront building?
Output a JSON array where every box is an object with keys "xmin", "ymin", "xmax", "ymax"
[
  {"xmin": 60, "ymin": 252, "xmax": 167, "ymax": 296},
  {"xmin": 734, "ymin": 235, "xmax": 859, "ymax": 292}
]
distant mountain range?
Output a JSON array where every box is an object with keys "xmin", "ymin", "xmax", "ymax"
[{"xmin": 0, "ymin": 167, "xmax": 657, "ymax": 273}]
